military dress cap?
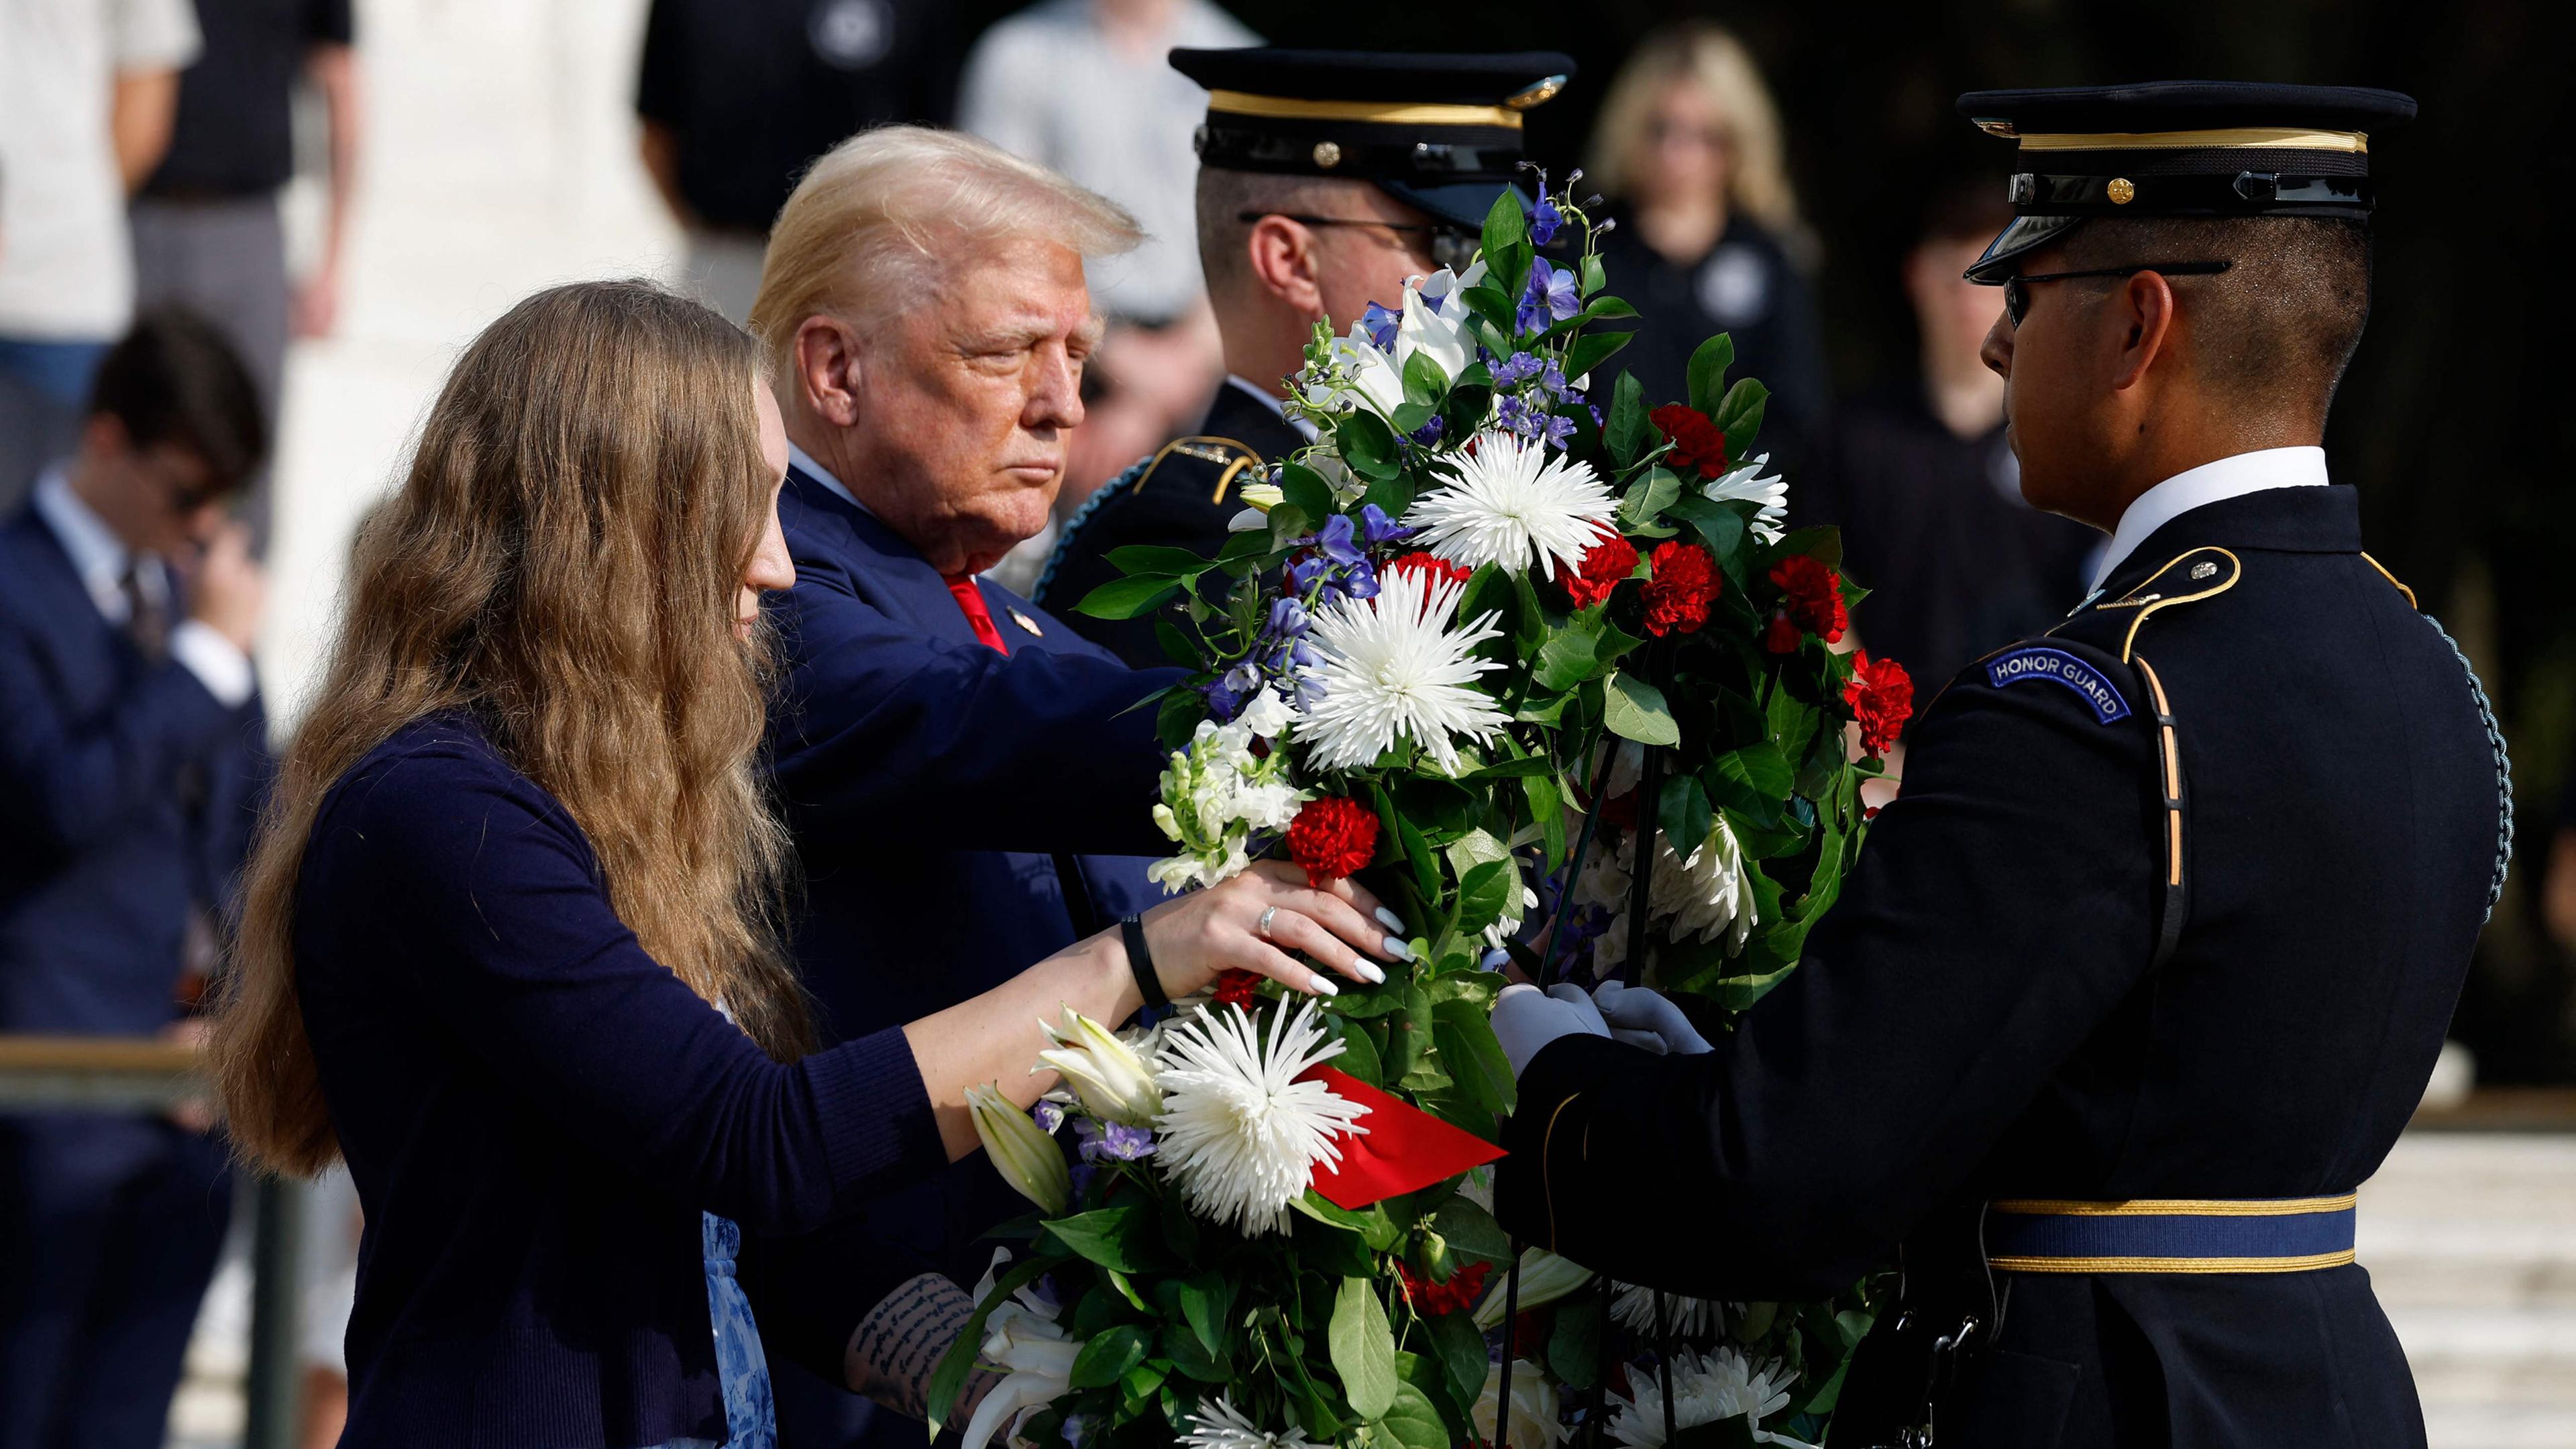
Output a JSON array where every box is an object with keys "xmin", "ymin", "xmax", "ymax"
[
  {"xmin": 1956, "ymin": 80, "xmax": 2417, "ymax": 282},
  {"xmin": 1170, "ymin": 46, "xmax": 1576, "ymax": 232}
]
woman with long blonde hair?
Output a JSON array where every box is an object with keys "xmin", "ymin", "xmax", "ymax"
[
  {"xmin": 209, "ymin": 280, "xmax": 1394, "ymax": 1448},
  {"xmin": 1587, "ymin": 22, "xmax": 1830, "ymax": 455}
]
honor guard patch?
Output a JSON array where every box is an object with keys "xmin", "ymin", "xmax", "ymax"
[{"xmin": 1986, "ymin": 646, "xmax": 2132, "ymax": 723}]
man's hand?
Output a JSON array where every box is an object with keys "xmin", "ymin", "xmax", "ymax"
[
  {"xmin": 1593, "ymin": 980, "xmax": 1713, "ymax": 1056},
  {"xmin": 1492, "ymin": 982, "xmax": 1611, "ymax": 1076},
  {"xmin": 185, "ymin": 522, "xmax": 268, "ymax": 653}
]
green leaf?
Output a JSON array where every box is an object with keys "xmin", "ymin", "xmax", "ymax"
[
  {"xmin": 1453, "ymin": 858, "xmax": 1516, "ymax": 938},
  {"xmin": 1546, "ymin": 1290, "xmax": 1604, "ymax": 1387},
  {"xmin": 1604, "ymin": 372, "xmax": 1651, "ymax": 468},
  {"xmin": 1295, "ymin": 1191, "xmax": 1403, "ymax": 1252},
  {"xmin": 1177, "ymin": 1273, "xmax": 1234, "ymax": 1360},
  {"xmin": 1461, "ymin": 282, "xmax": 1518, "ymax": 339},
  {"xmin": 1534, "ymin": 623, "xmax": 1603, "ymax": 694},
  {"xmin": 1664, "ymin": 494, "xmax": 1749, "ymax": 586},
  {"xmin": 1604, "ymin": 672, "xmax": 1680, "ymax": 746},
  {"xmin": 1278, "ymin": 462, "xmax": 1336, "ymax": 525},
  {"xmin": 1363, "ymin": 468, "xmax": 1417, "ymax": 521},
  {"xmin": 1069, "ymin": 1324, "xmax": 1151, "ymax": 1390},
  {"xmin": 1402, "ymin": 350, "xmax": 1451, "ymax": 408},
  {"xmin": 1329, "ymin": 1278, "xmax": 1400, "ymax": 1420},
  {"xmin": 1579, "ymin": 253, "xmax": 1607, "ymax": 296},
  {"xmin": 1621, "ymin": 468, "xmax": 1681, "ymax": 530},
  {"xmin": 1711, "ymin": 376, "xmax": 1769, "ymax": 452},
  {"xmin": 1332, "ymin": 1014, "xmax": 1386, "ymax": 1087},
  {"xmin": 1458, "ymin": 561, "xmax": 1516, "ymax": 639},
  {"xmin": 1338, "ymin": 409, "xmax": 1403, "ymax": 481},
  {"xmin": 1525, "ymin": 768, "xmax": 1568, "ymax": 867},
  {"xmin": 1153, "ymin": 617, "xmax": 1199, "ymax": 668},
  {"xmin": 1074, "ymin": 575, "xmax": 1183, "ymax": 621},
  {"xmin": 924, "ymin": 1251, "xmax": 1056, "ymax": 1435},
  {"xmin": 1578, "ymin": 294, "xmax": 1640, "ymax": 322},
  {"xmin": 1481, "ymin": 188, "xmax": 1528, "ymax": 275},
  {"xmin": 1770, "ymin": 525, "xmax": 1844, "ymax": 569},
  {"xmin": 1042, "ymin": 1205, "xmax": 1160, "ymax": 1271},
  {"xmin": 1104, "ymin": 544, "xmax": 1217, "ymax": 580},
  {"xmin": 1426, "ymin": 1307, "xmax": 1491, "ymax": 1417},
  {"xmin": 1686, "ymin": 333, "xmax": 1736, "ymax": 416},
  {"xmin": 1155, "ymin": 1318, "xmax": 1228, "ymax": 1382},
  {"xmin": 1658, "ymin": 773, "xmax": 1713, "ymax": 855},
  {"xmin": 1379, "ymin": 1382, "xmax": 1451, "ymax": 1449},
  {"xmin": 1562, "ymin": 329, "xmax": 1632, "ymax": 388},
  {"xmin": 1431, "ymin": 997, "xmax": 1515, "ymax": 1116},
  {"xmin": 1456, "ymin": 755, "xmax": 1557, "ymax": 782}
]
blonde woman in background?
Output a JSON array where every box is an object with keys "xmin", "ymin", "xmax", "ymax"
[{"xmin": 1587, "ymin": 22, "xmax": 1829, "ymax": 464}]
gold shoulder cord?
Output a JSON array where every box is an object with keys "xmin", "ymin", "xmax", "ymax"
[
  {"xmin": 1126, "ymin": 435, "xmax": 1267, "ymax": 506},
  {"xmin": 1539, "ymin": 1092, "xmax": 1583, "ymax": 1253},
  {"xmin": 2092, "ymin": 547, "xmax": 2243, "ymax": 661},
  {"xmin": 2361, "ymin": 552, "xmax": 2418, "ymax": 608}
]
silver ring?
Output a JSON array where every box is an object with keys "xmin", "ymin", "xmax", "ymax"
[{"xmin": 1257, "ymin": 905, "xmax": 1279, "ymax": 940}]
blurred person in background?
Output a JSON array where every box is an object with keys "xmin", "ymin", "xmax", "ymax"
[
  {"xmin": 638, "ymin": 0, "xmax": 965, "ymax": 324},
  {"xmin": 132, "ymin": 0, "xmax": 361, "ymax": 558},
  {"xmin": 1037, "ymin": 48, "xmax": 1574, "ymax": 665},
  {"xmin": 0, "ymin": 0, "xmax": 202, "ymax": 511},
  {"xmin": 1794, "ymin": 178, "xmax": 2098, "ymax": 710},
  {"xmin": 1586, "ymin": 21, "xmax": 1828, "ymax": 474},
  {"xmin": 958, "ymin": 0, "xmax": 1260, "ymax": 588},
  {"xmin": 0, "ymin": 309, "xmax": 269, "ymax": 1449}
]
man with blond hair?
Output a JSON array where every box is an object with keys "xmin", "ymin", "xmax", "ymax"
[{"xmin": 745, "ymin": 125, "xmax": 1187, "ymax": 1444}]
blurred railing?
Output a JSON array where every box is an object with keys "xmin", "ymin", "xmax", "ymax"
[{"xmin": 0, "ymin": 1035, "xmax": 301, "ymax": 1449}]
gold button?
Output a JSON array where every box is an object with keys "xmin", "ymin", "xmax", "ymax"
[
  {"xmin": 1313, "ymin": 141, "xmax": 1342, "ymax": 169},
  {"xmin": 2107, "ymin": 177, "xmax": 2137, "ymax": 205}
]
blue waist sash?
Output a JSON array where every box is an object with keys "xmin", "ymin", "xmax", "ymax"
[{"xmin": 1985, "ymin": 1195, "xmax": 2357, "ymax": 1273}]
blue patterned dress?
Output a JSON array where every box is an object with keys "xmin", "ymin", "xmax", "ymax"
[{"xmin": 644, "ymin": 1213, "xmax": 777, "ymax": 1449}]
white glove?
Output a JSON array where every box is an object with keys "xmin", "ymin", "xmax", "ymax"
[
  {"xmin": 1593, "ymin": 980, "xmax": 1713, "ymax": 1056},
  {"xmin": 1491, "ymin": 982, "xmax": 1611, "ymax": 1076}
]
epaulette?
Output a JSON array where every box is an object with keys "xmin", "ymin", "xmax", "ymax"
[
  {"xmin": 2076, "ymin": 545, "xmax": 2242, "ymax": 661},
  {"xmin": 1129, "ymin": 435, "xmax": 1269, "ymax": 505}
]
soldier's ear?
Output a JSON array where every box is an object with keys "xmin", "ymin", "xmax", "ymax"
[
  {"xmin": 1244, "ymin": 215, "xmax": 1327, "ymax": 322},
  {"xmin": 2108, "ymin": 270, "xmax": 2180, "ymax": 394},
  {"xmin": 794, "ymin": 315, "xmax": 867, "ymax": 429}
]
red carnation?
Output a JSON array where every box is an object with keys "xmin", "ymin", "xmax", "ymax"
[
  {"xmin": 1561, "ymin": 529, "xmax": 1640, "ymax": 610},
  {"xmin": 1212, "ymin": 969, "xmax": 1264, "ymax": 1010},
  {"xmin": 1389, "ymin": 551, "xmax": 1474, "ymax": 592},
  {"xmin": 1648, "ymin": 403, "xmax": 1729, "ymax": 480},
  {"xmin": 1843, "ymin": 650, "xmax": 1915, "ymax": 759},
  {"xmin": 1395, "ymin": 1258, "xmax": 1493, "ymax": 1317},
  {"xmin": 1642, "ymin": 541, "xmax": 1720, "ymax": 637},
  {"xmin": 1287, "ymin": 796, "xmax": 1378, "ymax": 886},
  {"xmin": 1764, "ymin": 555, "xmax": 1847, "ymax": 652}
]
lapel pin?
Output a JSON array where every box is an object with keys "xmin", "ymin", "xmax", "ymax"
[{"xmin": 1008, "ymin": 607, "xmax": 1044, "ymax": 638}]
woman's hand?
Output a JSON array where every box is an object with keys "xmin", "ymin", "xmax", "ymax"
[{"xmin": 1141, "ymin": 862, "xmax": 1407, "ymax": 1000}]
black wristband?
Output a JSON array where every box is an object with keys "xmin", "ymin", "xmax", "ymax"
[{"xmin": 1121, "ymin": 914, "xmax": 1167, "ymax": 1010}]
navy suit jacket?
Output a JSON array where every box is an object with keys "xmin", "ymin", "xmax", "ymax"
[
  {"xmin": 0, "ymin": 504, "xmax": 267, "ymax": 1035},
  {"xmin": 764, "ymin": 466, "xmax": 1179, "ymax": 1283}
]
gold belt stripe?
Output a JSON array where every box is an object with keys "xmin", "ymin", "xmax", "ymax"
[
  {"xmin": 1988, "ymin": 1249, "xmax": 2357, "ymax": 1275},
  {"xmin": 1990, "ymin": 1193, "xmax": 2357, "ymax": 1217}
]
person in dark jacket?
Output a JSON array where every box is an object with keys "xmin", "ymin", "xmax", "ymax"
[
  {"xmin": 0, "ymin": 309, "xmax": 270, "ymax": 1449},
  {"xmin": 206, "ymin": 280, "xmax": 1397, "ymax": 1449},
  {"xmin": 1491, "ymin": 84, "xmax": 2496, "ymax": 1447},
  {"xmin": 1582, "ymin": 22, "xmax": 1828, "ymax": 474}
]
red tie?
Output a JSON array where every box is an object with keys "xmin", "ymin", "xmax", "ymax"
[{"xmin": 945, "ymin": 575, "xmax": 1010, "ymax": 655}]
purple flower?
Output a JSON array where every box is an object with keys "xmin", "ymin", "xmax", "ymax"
[
  {"xmin": 1529, "ymin": 193, "xmax": 1564, "ymax": 247},
  {"xmin": 1338, "ymin": 557, "xmax": 1380, "ymax": 602},
  {"xmin": 1067, "ymin": 1161, "xmax": 1097, "ymax": 1197},
  {"xmin": 1360, "ymin": 301, "xmax": 1400, "ymax": 353},
  {"xmin": 1265, "ymin": 596, "xmax": 1312, "ymax": 639},
  {"xmin": 1074, "ymin": 1119, "xmax": 1157, "ymax": 1163},
  {"xmin": 1540, "ymin": 360, "xmax": 1571, "ymax": 398},
  {"xmin": 1409, "ymin": 415, "xmax": 1448, "ymax": 446},
  {"xmin": 1358, "ymin": 502, "xmax": 1416, "ymax": 545},
  {"xmin": 1544, "ymin": 412, "xmax": 1578, "ymax": 449},
  {"xmin": 1061, "ymin": 1416, "xmax": 1088, "ymax": 1448},
  {"xmin": 1031, "ymin": 1099, "xmax": 1065, "ymax": 1134},
  {"xmin": 1311, "ymin": 512, "xmax": 1363, "ymax": 565},
  {"xmin": 1491, "ymin": 352, "xmax": 1545, "ymax": 387},
  {"xmin": 1516, "ymin": 258, "xmax": 1580, "ymax": 332}
]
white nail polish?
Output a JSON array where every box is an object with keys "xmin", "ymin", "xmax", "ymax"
[
  {"xmin": 1373, "ymin": 906, "xmax": 1405, "ymax": 932},
  {"xmin": 1383, "ymin": 936, "xmax": 1413, "ymax": 961},
  {"xmin": 1310, "ymin": 973, "xmax": 1340, "ymax": 996},
  {"xmin": 1356, "ymin": 960, "xmax": 1387, "ymax": 985}
]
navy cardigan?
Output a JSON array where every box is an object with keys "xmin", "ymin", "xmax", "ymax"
[{"xmin": 294, "ymin": 716, "xmax": 947, "ymax": 1448}]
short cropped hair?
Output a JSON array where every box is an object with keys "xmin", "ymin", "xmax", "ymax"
[
  {"xmin": 1193, "ymin": 167, "xmax": 1372, "ymax": 303},
  {"xmin": 749, "ymin": 125, "xmax": 1142, "ymax": 369},
  {"xmin": 2061, "ymin": 215, "xmax": 2371, "ymax": 417},
  {"xmin": 87, "ymin": 308, "xmax": 268, "ymax": 497}
]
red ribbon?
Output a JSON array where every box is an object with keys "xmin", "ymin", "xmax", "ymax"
[{"xmin": 1297, "ymin": 1064, "xmax": 1505, "ymax": 1210}]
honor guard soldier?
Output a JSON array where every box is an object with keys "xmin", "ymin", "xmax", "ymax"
[
  {"xmin": 1035, "ymin": 47, "xmax": 1574, "ymax": 663},
  {"xmin": 1488, "ymin": 83, "xmax": 2511, "ymax": 1446}
]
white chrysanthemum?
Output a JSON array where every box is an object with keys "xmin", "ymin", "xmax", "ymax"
[
  {"xmin": 1585, "ymin": 817, "xmax": 1759, "ymax": 979},
  {"xmin": 1178, "ymin": 1394, "xmax": 1319, "ymax": 1449},
  {"xmin": 1704, "ymin": 453, "xmax": 1788, "ymax": 545},
  {"xmin": 1608, "ymin": 1281, "xmax": 1729, "ymax": 1340},
  {"xmin": 1153, "ymin": 1002, "xmax": 1368, "ymax": 1235},
  {"xmin": 1605, "ymin": 1347, "xmax": 1804, "ymax": 1449},
  {"xmin": 1474, "ymin": 1359, "xmax": 1567, "ymax": 1449},
  {"xmin": 1405, "ymin": 429, "xmax": 1619, "ymax": 580},
  {"xmin": 1294, "ymin": 566, "xmax": 1507, "ymax": 775}
]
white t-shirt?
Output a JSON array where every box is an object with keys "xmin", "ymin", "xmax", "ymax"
[
  {"xmin": 0, "ymin": 0, "xmax": 203, "ymax": 339},
  {"xmin": 957, "ymin": 0, "xmax": 1259, "ymax": 324}
]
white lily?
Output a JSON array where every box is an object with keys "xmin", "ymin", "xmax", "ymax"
[
  {"xmin": 1474, "ymin": 1358, "xmax": 1568, "ymax": 1449},
  {"xmin": 959, "ymin": 1250, "xmax": 1083, "ymax": 1449},
  {"xmin": 1036, "ymin": 1008, "xmax": 1163, "ymax": 1127},
  {"xmin": 967, "ymin": 1083, "xmax": 1071, "ymax": 1216},
  {"xmin": 1472, "ymin": 1247, "xmax": 1598, "ymax": 1330},
  {"xmin": 1703, "ymin": 453, "xmax": 1789, "ymax": 545}
]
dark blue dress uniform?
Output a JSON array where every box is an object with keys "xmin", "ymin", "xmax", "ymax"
[
  {"xmin": 0, "ymin": 498, "xmax": 268, "ymax": 1449},
  {"xmin": 1497, "ymin": 85, "xmax": 2502, "ymax": 1447},
  {"xmin": 764, "ymin": 463, "xmax": 1177, "ymax": 1291},
  {"xmin": 1037, "ymin": 380, "xmax": 1301, "ymax": 665}
]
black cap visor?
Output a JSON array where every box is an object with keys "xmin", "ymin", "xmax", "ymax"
[
  {"xmin": 1964, "ymin": 213, "xmax": 2087, "ymax": 284},
  {"xmin": 1378, "ymin": 178, "xmax": 1534, "ymax": 235}
]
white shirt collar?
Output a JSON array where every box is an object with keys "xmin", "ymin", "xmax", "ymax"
[
  {"xmin": 32, "ymin": 466, "xmax": 152, "ymax": 624},
  {"xmin": 786, "ymin": 440, "xmax": 869, "ymax": 517},
  {"xmin": 2090, "ymin": 445, "xmax": 2328, "ymax": 591},
  {"xmin": 1225, "ymin": 374, "xmax": 1319, "ymax": 441}
]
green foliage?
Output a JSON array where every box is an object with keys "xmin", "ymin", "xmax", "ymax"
[
  {"xmin": 1328, "ymin": 1277, "xmax": 1399, "ymax": 1419},
  {"xmin": 1686, "ymin": 333, "xmax": 1736, "ymax": 416}
]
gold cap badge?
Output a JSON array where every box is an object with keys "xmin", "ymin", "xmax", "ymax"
[
  {"xmin": 2107, "ymin": 177, "xmax": 2137, "ymax": 205},
  {"xmin": 1312, "ymin": 140, "xmax": 1342, "ymax": 168}
]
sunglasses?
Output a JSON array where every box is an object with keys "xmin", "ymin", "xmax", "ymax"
[
  {"xmin": 1240, "ymin": 212, "xmax": 1483, "ymax": 273},
  {"xmin": 2003, "ymin": 260, "xmax": 2233, "ymax": 327}
]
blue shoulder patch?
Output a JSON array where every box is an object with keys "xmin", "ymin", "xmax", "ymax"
[{"xmin": 1985, "ymin": 646, "xmax": 2132, "ymax": 724}]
